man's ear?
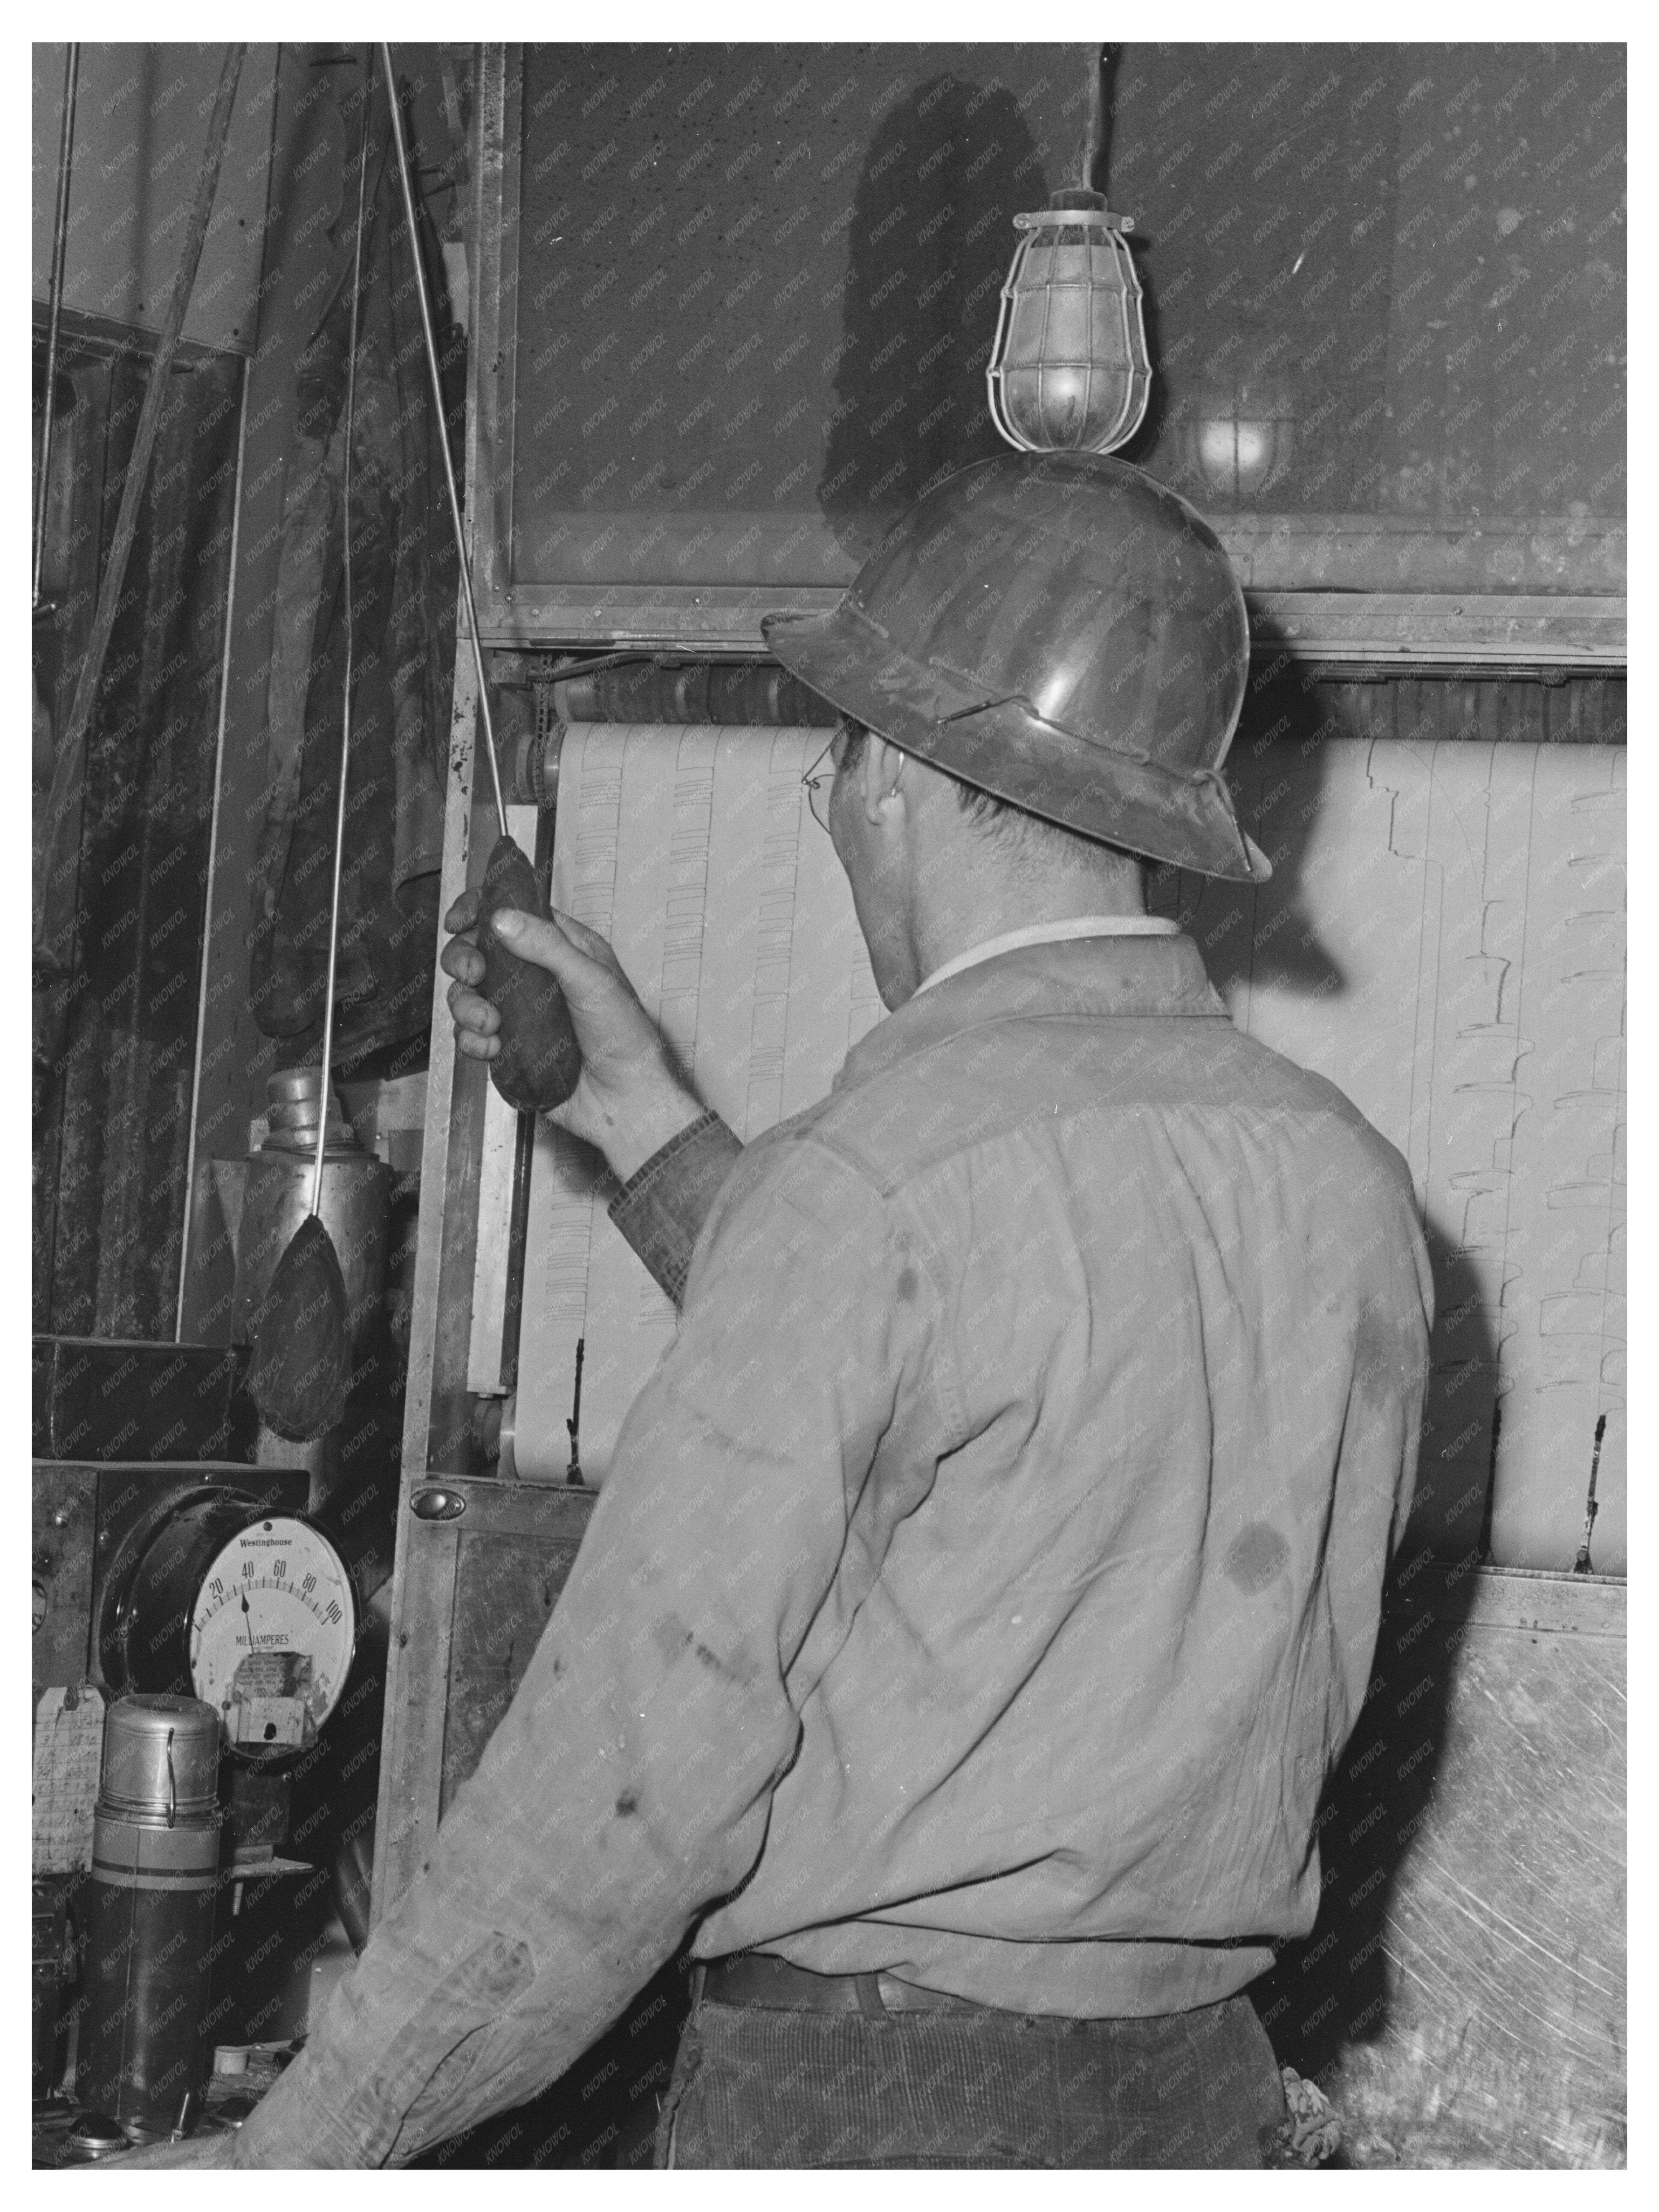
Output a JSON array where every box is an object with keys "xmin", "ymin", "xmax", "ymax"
[{"xmin": 860, "ymin": 734, "xmax": 909, "ymax": 826}]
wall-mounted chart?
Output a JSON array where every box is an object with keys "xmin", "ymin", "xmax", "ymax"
[{"xmin": 512, "ymin": 726, "xmax": 1624, "ymax": 1575}]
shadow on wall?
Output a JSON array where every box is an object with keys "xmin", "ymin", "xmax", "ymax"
[
  {"xmin": 1146, "ymin": 666, "xmax": 1350, "ymax": 997},
  {"xmin": 820, "ymin": 74, "xmax": 1046, "ymax": 553},
  {"xmin": 1148, "ymin": 676, "xmax": 1504, "ymax": 2128},
  {"xmin": 1151, "ymin": 675, "xmax": 1503, "ymax": 1569}
]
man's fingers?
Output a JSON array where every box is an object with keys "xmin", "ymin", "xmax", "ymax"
[
  {"xmin": 455, "ymin": 1026, "xmax": 500, "ymax": 1063},
  {"xmin": 470, "ymin": 902, "xmax": 630, "ymax": 1000},
  {"xmin": 446, "ymin": 981, "xmax": 500, "ymax": 1036},
  {"xmin": 489, "ymin": 908, "xmax": 631, "ymax": 1012},
  {"xmin": 444, "ymin": 886, "xmax": 484, "ymax": 934},
  {"xmin": 440, "ymin": 936, "xmax": 486, "ymax": 987}
]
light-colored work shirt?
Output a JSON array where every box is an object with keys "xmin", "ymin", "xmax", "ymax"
[{"xmin": 229, "ymin": 930, "xmax": 1432, "ymax": 2165}]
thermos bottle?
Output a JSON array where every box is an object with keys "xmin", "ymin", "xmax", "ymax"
[{"xmin": 76, "ymin": 1694, "xmax": 222, "ymax": 2141}]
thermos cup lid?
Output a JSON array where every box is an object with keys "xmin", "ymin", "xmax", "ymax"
[{"xmin": 100, "ymin": 1694, "xmax": 220, "ymax": 1817}]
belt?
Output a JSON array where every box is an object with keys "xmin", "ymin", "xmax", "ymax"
[{"xmin": 699, "ymin": 1951, "xmax": 994, "ymax": 2018}]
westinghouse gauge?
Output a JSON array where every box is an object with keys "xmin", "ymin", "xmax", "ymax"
[{"xmin": 103, "ymin": 1491, "xmax": 357, "ymax": 1760}]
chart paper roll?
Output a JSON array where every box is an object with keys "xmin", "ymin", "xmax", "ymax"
[
  {"xmin": 511, "ymin": 728, "xmax": 1624, "ymax": 1574},
  {"xmin": 1155, "ymin": 738, "xmax": 1625, "ymax": 1574},
  {"xmin": 513, "ymin": 726, "xmax": 882, "ymax": 1485}
]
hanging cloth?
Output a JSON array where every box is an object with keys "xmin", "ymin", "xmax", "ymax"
[{"xmin": 249, "ymin": 76, "xmax": 457, "ymax": 1063}]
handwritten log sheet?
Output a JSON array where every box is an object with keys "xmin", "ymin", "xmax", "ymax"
[{"xmin": 33, "ymin": 1684, "xmax": 105, "ymax": 1874}]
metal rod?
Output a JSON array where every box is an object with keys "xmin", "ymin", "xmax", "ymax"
[
  {"xmin": 33, "ymin": 43, "xmax": 245, "ymax": 964},
  {"xmin": 382, "ymin": 40, "xmax": 508, "ymax": 842},
  {"xmin": 566, "ymin": 1337, "xmax": 585, "ymax": 1486},
  {"xmin": 499, "ymin": 785, "xmax": 553, "ymax": 1394},
  {"xmin": 35, "ymin": 42, "xmax": 79, "ymax": 609},
  {"xmin": 1475, "ymin": 1391, "xmax": 1502, "ymax": 1561},
  {"xmin": 1572, "ymin": 1412, "xmax": 1607, "ymax": 1575},
  {"xmin": 312, "ymin": 49, "xmax": 376, "ymax": 1222}
]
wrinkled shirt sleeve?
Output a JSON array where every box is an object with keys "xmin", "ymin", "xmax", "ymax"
[
  {"xmin": 229, "ymin": 1135, "xmax": 931, "ymax": 2167},
  {"xmin": 608, "ymin": 1107, "xmax": 743, "ymax": 1305}
]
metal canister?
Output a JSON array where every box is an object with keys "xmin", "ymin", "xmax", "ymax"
[
  {"xmin": 76, "ymin": 1696, "xmax": 222, "ymax": 2141},
  {"xmin": 259, "ymin": 1065, "xmax": 356, "ymax": 1153},
  {"xmin": 231, "ymin": 1070, "xmax": 394, "ymax": 1365}
]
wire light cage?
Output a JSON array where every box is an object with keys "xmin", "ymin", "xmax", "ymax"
[{"xmin": 985, "ymin": 49, "xmax": 1151, "ymax": 456}]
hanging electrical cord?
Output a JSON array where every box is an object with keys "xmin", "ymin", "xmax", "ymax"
[
  {"xmin": 245, "ymin": 48, "xmax": 375, "ymax": 1442},
  {"xmin": 312, "ymin": 57, "xmax": 371, "ymax": 1228}
]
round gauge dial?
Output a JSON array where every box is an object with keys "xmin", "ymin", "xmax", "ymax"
[{"xmin": 189, "ymin": 1517, "xmax": 356, "ymax": 1755}]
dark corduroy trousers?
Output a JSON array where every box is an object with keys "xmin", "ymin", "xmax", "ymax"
[{"xmin": 654, "ymin": 1987, "xmax": 1288, "ymax": 2168}]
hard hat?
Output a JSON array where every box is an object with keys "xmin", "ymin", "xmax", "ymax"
[{"xmin": 764, "ymin": 452, "xmax": 1269, "ymax": 882}]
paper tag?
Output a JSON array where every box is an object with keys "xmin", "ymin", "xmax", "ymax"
[{"xmin": 32, "ymin": 1684, "xmax": 105, "ymax": 1874}]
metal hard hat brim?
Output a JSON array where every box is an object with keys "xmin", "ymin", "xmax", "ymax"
[{"xmin": 764, "ymin": 602, "xmax": 1272, "ymax": 885}]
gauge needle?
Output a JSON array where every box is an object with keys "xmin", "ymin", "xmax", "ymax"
[{"xmin": 241, "ymin": 1588, "xmax": 254, "ymax": 1653}]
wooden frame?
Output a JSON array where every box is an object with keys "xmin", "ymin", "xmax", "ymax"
[
  {"xmin": 374, "ymin": 1476, "xmax": 594, "ymax": 1919},
  {"xmin": 370, "ymin": 60, "xmax": 525, "ymax": 1910},
  {"xmin": 370, "ymin": 654, "xmax": 510, "ymax": 1918},
  {"xmin": 1244, "ymin": 591, "xmax": 1624, "ymax": 674}
]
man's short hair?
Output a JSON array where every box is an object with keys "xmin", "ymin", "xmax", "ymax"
[{"xmin": 839, "ymin": 717, "xmax": 1143, "ymax": 873}]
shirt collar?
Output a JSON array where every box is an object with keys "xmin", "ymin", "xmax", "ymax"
[
  {"xmin": 837, "ymin": 930, "xmax": 1229, "ymax": 1094},
  {"xmin": 913, "ymin": 915, "xmax": 1182, "ymax": 998}
]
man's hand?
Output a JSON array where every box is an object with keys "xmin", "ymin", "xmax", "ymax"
[{"xmin": 442, "ymin": 891, "xmax": 704, "ymax": 1182}]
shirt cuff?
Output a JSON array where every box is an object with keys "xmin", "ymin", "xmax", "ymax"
[
  {"xmin": 608, "ymin": 1108, "xmax": 743, "ymax": 1307},
  {"xmin": 230, "ymin": 2048, "xmax": 374, "ymax": 2168}
]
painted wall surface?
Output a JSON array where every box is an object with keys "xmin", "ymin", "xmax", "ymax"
[
  {"xmin": 507, "ymin": 43, "xmax": 1095, "ymax": 590},
  {"xmin": 32, "ymin": 44, "xmax": 280, "ymax": 356},
  {"xmin": 496, "ymin": 43, "xmax": 1623, "ymax": 600},
  {"xmin": 1109, "ymin": 44, "xmax": 1626, "ymax": 533}
]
